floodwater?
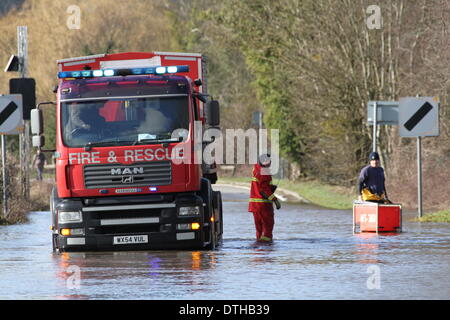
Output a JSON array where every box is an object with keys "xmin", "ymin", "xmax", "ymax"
[{"xmin": 0, "ymin": 184, "xmax": 448, "ymax": 300}]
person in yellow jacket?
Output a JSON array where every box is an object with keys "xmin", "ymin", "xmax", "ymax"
[{"xmin": 358, "ymin": 152, "xmax": 391, "ymax": 203}]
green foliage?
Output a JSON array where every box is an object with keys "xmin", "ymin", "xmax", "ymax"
[
  {"xmin": 0, "ymin": 0, "xmax": 173, "ymax": 150},
  {"xmin": 165, "ymin": 0, "xmax": 260, "ymax": 129},
  {"xmin": 218, "ymin": 177, "xmax": 355, "ymax": 210},
  {"xmin": 0, "ymin": 0, "xmax": 447, "ymax": 207},
  {"xmin": 186, "ymin": 0, "xmax": 449, "ymax": 192}
]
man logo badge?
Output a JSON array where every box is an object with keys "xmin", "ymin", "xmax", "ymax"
[
  {"xmin": 121, "ymin": 176, "xmax": 134, "ymax": 184},
  {"xmin": 111, "ymin": 167, "xmax": 144, "ymax": 175}
]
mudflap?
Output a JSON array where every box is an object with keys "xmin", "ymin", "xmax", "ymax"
[
  {"xmin": 199, "ymin": 178, "xmax": 218, "ymax": 250},
  {"xmin": 50, "ymin": 187, "xmax": 60, "ymax": 253},
  {"xmin": 213, "ymin": 190, "xmax": 223, "ymax": 244}
]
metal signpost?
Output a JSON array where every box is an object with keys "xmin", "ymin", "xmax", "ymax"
[
  {"xmin": 252, "ymin": 111, "xmax": 265, "ymax": 156},
  {"xmin": 372, "ymin": 101, "xmax": 377, "ymax": 152},
  {"xmin": 1, "ymin": 134, "xmax": 6, "ymax": 220},
  {"xmin": 17, "ymin": 26, "xmax": 31, "ymax": 201},
  {"xmin": 399, "ymin": 96, "xmax": 440, "ymax": 218}
]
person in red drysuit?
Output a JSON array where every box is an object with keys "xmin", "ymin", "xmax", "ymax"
[{"xmin": 248, "ymin": 154, "xmax": 281, "ymax": 242}]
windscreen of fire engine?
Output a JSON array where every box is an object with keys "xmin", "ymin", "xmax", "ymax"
[{"xmin": 61, "ymin": 96, "xmax": 189, "ymax": 148}]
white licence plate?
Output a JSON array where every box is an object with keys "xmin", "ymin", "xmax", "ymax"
[{"xmin": 113, "ymin": 235, "xmax": 148, "ymax": 245}]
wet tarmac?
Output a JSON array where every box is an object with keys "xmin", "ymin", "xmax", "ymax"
[{"xmin": 0, "ymin": 185, "xmax": 448, "ymax": 299}]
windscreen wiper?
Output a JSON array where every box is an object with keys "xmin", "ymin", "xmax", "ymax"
[
  {"xmin": 84, "ymin": 140, "xmax": 135, "ymax": 151},
  {"xmin": 133, "ymin": 137, "xmax": 183, "ymax": 146}
]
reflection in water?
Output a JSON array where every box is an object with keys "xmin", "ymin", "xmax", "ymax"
[
  {"xmin": 353, "ymin": 232, "xmax": 402, "ymax": 265},
  {"xmin": 54, "ymin": 252, "xmax": 89, "ymax": 300},
  {"xmin": 249, "ymin": 243, "xmax": 276, "ymax": 265},
  {"xmin": 147, "ymin": 255, "xmax": 161, "ymax": 278},
  {"xmin": 1, "ymin": 195, "xmax": 449, "ymax": 299},
  {"xmin": 50, "ymin": 249, "xmax": 219, "ymax": 299},
  {"xmin": 354, "ymin": 233, "xmax": 380, "ymax": 264},
  {"xmin": 191, "ymin": 251, "xmax": 201, "ymax": 270}
]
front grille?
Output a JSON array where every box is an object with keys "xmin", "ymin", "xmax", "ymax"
[
  {"xmin": 89, "ymin": 208, "xmax": 162, "ymax": 220},
  {"xmin": 95, "ymin": 224, "xmax": 160, "ymax": 235},
  {"xmin": 84, "ymin": 161, "xmax": 172, "ymax": 189},
  {"xmin": 85, "ymin": 204, "xmax": 177, "ymax": 236}
]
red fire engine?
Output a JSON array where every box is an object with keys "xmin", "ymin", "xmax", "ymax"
[{"xmin": 31, "ymin": 52, "xmax": 223, "ymax": 252}]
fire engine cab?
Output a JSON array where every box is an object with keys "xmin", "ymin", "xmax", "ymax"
[{"xmin": 31, "ymin": 52, "xmax": 223, "ymax": 252}]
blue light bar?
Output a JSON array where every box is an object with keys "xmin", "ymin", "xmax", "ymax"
[
  {"xmin": 131, "ymin": 68, "xmax": 143, "ymax": 75},
  {"xmin": 103, "ymin": 69, "xmax": 115, "ymax": 76},
  {"xmin": 155, "ymin": 66, "xmax": 166, "ymax": 74},
  {"xmin": 93, "ymin": 70, "xmax": 103, "ymax": 77},
  {"xmin": 58, "ymin": 65, "xmax": 189, "ymax": 79},
  {"xmin": 167, "ymin": 66, "xmax": 178, "ymax": 73}
]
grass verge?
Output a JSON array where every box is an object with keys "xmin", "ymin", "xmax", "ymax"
[
  {"xmin": 217, "ymin": 177, "xmax": 355, "ymax": 210},
  {"xmin": 416, "ymin": 210, "xmax": 450, "ymax": 222},
  {"xmin": 0, "ymin": 180, "xmax": 52, "ymax": 225},
  {"xmin": 218, "ymin": 176, "xmax": 449, "ymax": 220}
]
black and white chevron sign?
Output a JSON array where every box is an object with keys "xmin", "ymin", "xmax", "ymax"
[
  {"xmin": 0, "ymin": 95, "xmax": 23, "ymax": 135},
  {"xmin": 399, "ymin": 97, "xmax": 439, "ymax": 137}
]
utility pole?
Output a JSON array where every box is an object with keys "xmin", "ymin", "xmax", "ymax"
[
  {"xmin": 417, "ymin": 135, "xmax": 423, "ymax": 217},
  {"xmin": 18, "ymin": 26, "xmax": 30, "ymax": 201},
  {"xmin": 372, "ymin": 101, "xmax": 377, "ymax": 152},
  {"xmin": 252, "ymin": 111, "xmax": 266, "ymax": 158},
  {"xmin": 415, "ymin": 95, "xmax": 423, "ymax": 218},
  {"xmin": 258, "ymin": 111, "xmax": 264, "ymax": 156}
]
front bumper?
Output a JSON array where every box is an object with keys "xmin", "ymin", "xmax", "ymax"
[
  {"xmin": 54, "ymin": 193, "xmax": 211, "ymax": 252},
  {"xmin": 57, "ymin": 231, "xmax": 205, "ymax": 251}
]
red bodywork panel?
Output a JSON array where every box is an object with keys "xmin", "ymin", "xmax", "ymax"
[{"xmin": 55, "ymin": 52, "xmax": 205, "ymax": 198}]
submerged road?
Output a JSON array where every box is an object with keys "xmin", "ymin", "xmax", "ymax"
[{"xmin": 0, "ymin": 184, "xmax": 449, "ymax": 299}]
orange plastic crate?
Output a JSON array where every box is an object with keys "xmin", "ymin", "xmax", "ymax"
[{"xmin": 353, "ymin": 202, "xmax": 402, "ymax": 233}]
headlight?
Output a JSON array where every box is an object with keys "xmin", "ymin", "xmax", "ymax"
[
  {"xmin": 58, "ymin": 211, "xmax": 83, "ymax": 223},
  {"xmin": 60, "ymin": 228, "xmax": 84, "ymax": 236},
  {"xmin": 176, "ymin": 223, "xmax": 201, "ymax": 230},
  {"xmin": 178, "ymin": 206, "xmax": 200, "ymax": 216}
]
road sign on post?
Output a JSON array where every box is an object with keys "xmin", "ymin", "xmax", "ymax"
[
  {"xmin": 9, "ymin": 78, "xmax": 36, "ymax": 120},
  {"xmin": 0, "ymin": 94, "xmax": 23, "ymax": 220},
  {"xmin": 367, "ymin": 101, "xmax": 399, "ymax": 125},
  {"xmin": 252, "ymin": 111, "xmax": 265, "ymax": 156},
  {"xmin": 399, "ymin": 96, "xmax": 440, "ymax": 218},
  {"xmin": 367, "ymin": 100, "xmax": 399, "ymax": 153},
  {"xmin": 399, "ymin": 97, "xmax": 439, "ymax": 137},
  {"xmin": 0, "ymin": 95, "xmax": 24, "ymax": 135}
]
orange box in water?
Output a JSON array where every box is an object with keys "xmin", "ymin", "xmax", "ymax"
[{"xmin": 353, "ymin": 202, "xmax": 402, "ymax": 233}]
